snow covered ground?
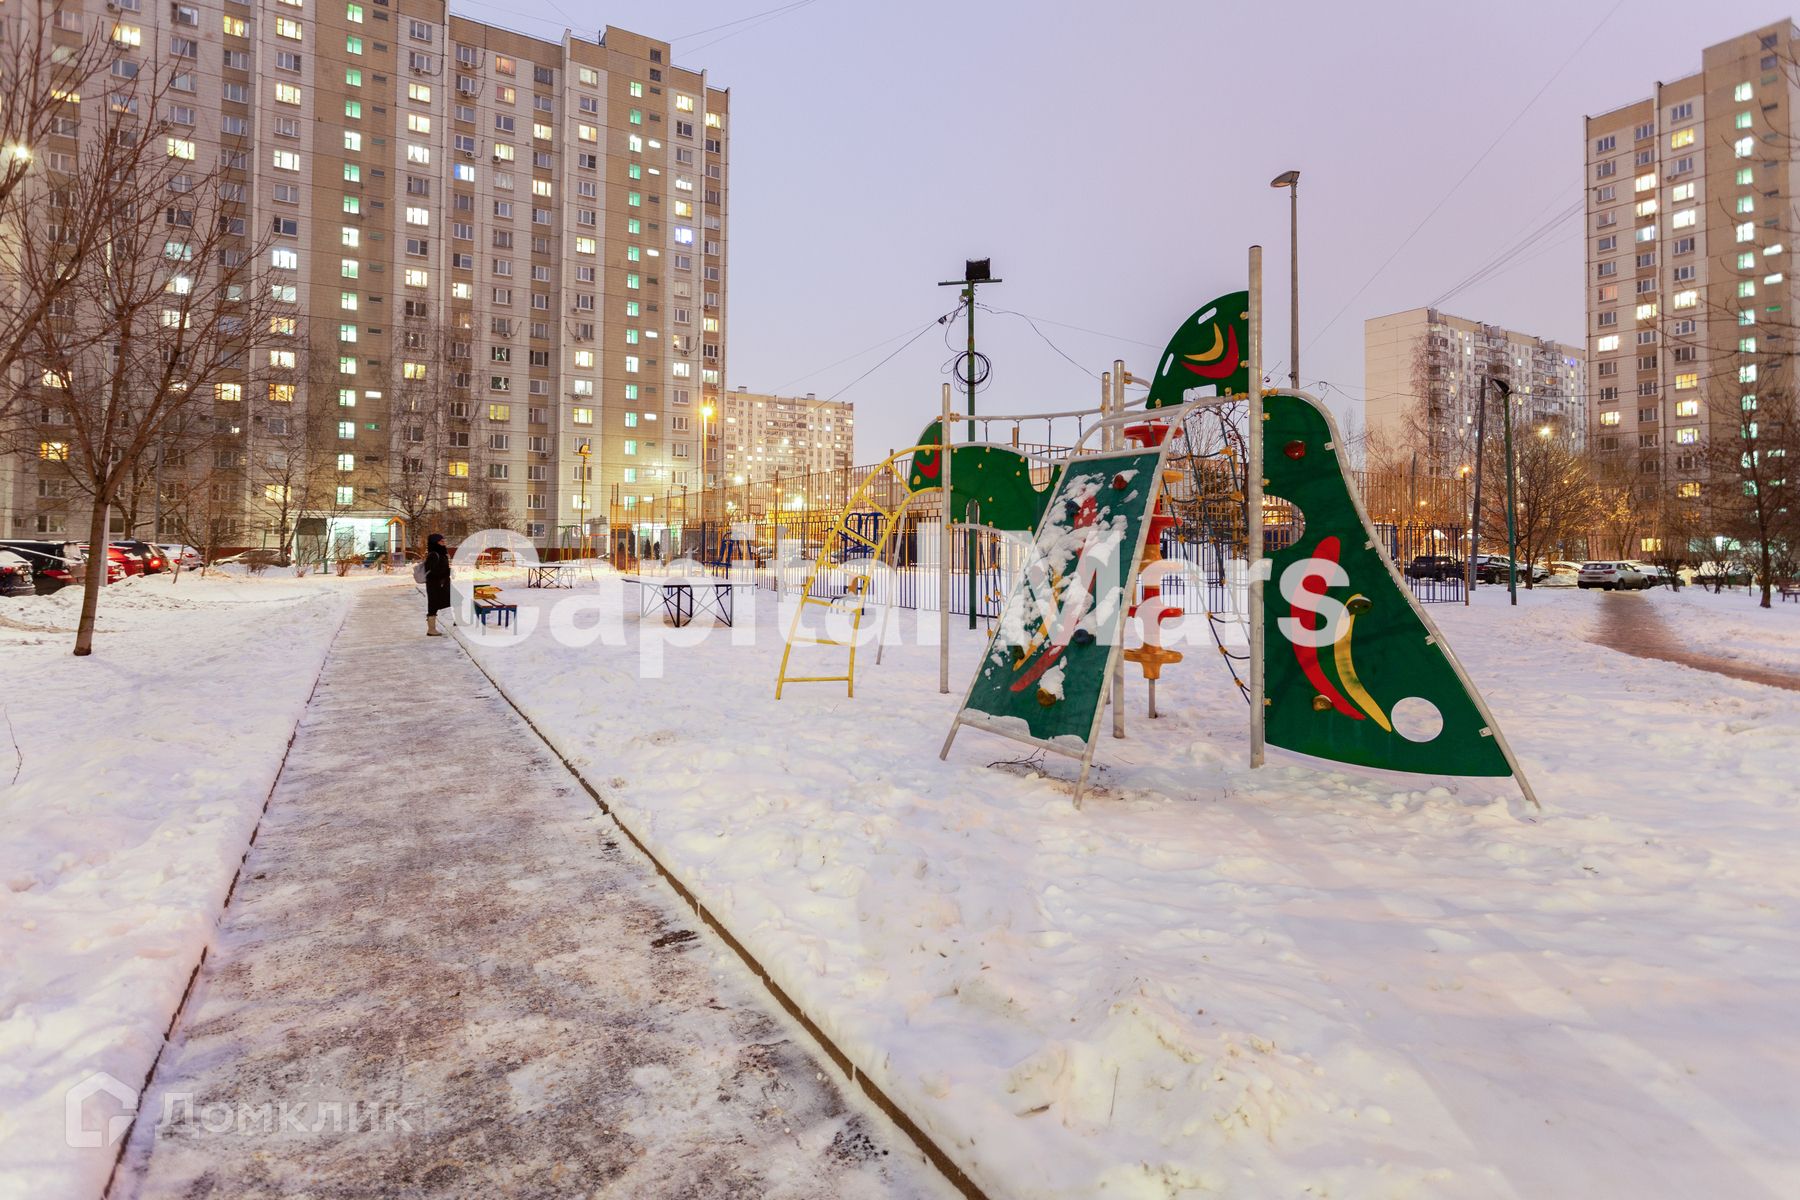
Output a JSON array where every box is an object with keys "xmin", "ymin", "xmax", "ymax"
[
  {"xmin": 1654, "ymin": 584, "xmax": 1800, "ymax": 675},
  {"xmin": 0, "ymin": 571, "xmax": 367, "ymax": 1199},
  {"xmin": 457, "ymin": 576, "xmax": 1800, "ymax": 1200}
]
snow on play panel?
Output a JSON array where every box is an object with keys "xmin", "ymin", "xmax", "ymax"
[{"xmin": 462, "ymin": 585, "xmax": 1800, "ymax": 1200}]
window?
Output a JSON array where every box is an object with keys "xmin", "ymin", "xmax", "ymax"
[
  {"xmin": 1736, "ymin": 81, "xmax": 1753, "ymax": 101},
  {"xmin": 1735, "ymin": 136, "xmax": 1754, "ymax": 158},
  {"xmin": 572, "ymin": 407, "xmax": 593, "ymax": 425},
  {"xmin": 1594, "ymin": 134, "xmax": 1616, "ymax": 153},
  {"xmin": 1635, "ymin": 198, "xmax": 1657, "ymax": 217},
  {"xmin": 1672, "ymin": 209, "xmax": 1695, "ymax": 229},
  {"xmin": 271, "ymin": 149, "xmax": 300, "ymax": 171},
  {"xmin": 1674, "ymin": 373, "xmax": 1697, "ymax": 391},
  {"xmin": 275, "ymin": 16, "xmax": 302, "ymax": 39},
  {"xmin": 1670, "ymin": 128, "xmax": 1694, "ymax": 149},
  {"xmin": 1597, "ymin": 335, "xmax": 1620, "ymax": 352},
  {"xmin": 1737, "ymin": 111, "xmax": 1753, "ymax": 131}
]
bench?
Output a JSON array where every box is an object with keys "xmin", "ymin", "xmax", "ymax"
[
  {"xmin": 623, "ymin": 575, "xmax": 739, "ymax": 627},
  {"xmin": 1780, "ymin": 583, "xmax": 1800, "ymax": 603},
  {"xmin": 473, "ymin": 600, "xmax": 518, "ymax": 627}
]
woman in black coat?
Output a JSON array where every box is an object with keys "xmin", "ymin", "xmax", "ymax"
[{"xmin": 424, "ymin": 533, "xmax": 452, "ymax": 636}]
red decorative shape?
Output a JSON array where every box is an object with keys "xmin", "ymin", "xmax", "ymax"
[
  {"xmin": 1112, "ymin": 474, "xmax": 1130, "ymax": 490},
  {"xmin": 916, "ymin": 452, "xmax": 941, "ymax": 480},
  {"xmin": 1178, "ymin": 326, "xmax": 1241, "ymax": 381},
  {"xmin": 1283, "ymin": 440, "xmax": 1307, "ymax": 460},
  {"xmin": 1288, "ymin": 536, "xmax": 1362, "ymax": 721}
]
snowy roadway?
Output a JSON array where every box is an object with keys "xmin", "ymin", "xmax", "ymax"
[{"xmin": 116, "ymin": 585, "xmax": 950, "ymax": 1200}]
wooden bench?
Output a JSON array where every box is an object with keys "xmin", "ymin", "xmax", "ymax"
[{"xmin": 1779, "ymin": 582, "xmax": 1800, "ymax": 603}]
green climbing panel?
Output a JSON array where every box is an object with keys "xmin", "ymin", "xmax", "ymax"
[
  {"xmin": 907, "ymin": 420, "xmax": 1061, "ymax": 532},
  {"xmin": 954, "ymin": 449, "xmax": 1166, "ymax": 750},
  {"xmin": 1146, "ymin": 291, "xmax": 1251, "ymax": 408},
  {"xmin": 1261, "ymin": 392, "xmax": 1512, "ymax": 776}
]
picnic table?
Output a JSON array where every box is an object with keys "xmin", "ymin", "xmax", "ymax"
[
  {"xmin": 623, "ymin": 575, "xmax": 740, "ymax": 628},
  {"xmin": 526, "ymin": 563, "xmax": 573, "ymax": 588}
]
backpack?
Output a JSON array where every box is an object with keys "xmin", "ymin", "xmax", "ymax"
[{"xmin": 412, "ymin": 561, "xmax": 427, "ymax": 585}]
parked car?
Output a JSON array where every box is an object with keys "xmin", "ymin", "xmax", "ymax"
[
  {"xmin": 81, "ymin": 543, "xmax": 146, "ymax": 576},
  {"xmin": 113, "ymin": 540, "xmax": 168, "ymax": 573},
  {"xmin": 0, "ymin": 540, "xmax": 103, "ymax": 592},
  {"xmin": 1405, "ymin": 555, "xmax": 1465, "ymax": 581},
  {"xmin": 158, "ymin": 543, "xmax": 206, "ymax": 570},
  {"xmin": 1578, "ymin": 561, "xmax": 1652, "ymax": 590},
  {"xmin": 1474, "ymin": 555, "xmax": 1548, "ymax": 584},
  {"xmin": 0, "ymin": 550, "xmax": 34, "ymax": 597},
  {"xmin": 1626, "ymin": 561, "xmax": 1673, "ymax": 587}
]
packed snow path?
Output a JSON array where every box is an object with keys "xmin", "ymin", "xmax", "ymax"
[
  {"xmin": 1592, "ymin": 590, "xmax": 1800, "ymax": 691},
  {"xmin": 121, "ymin": 584, "xmax": 949, "ymax": 1200}
]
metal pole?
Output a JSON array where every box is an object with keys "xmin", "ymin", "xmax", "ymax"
[
  {"xmin": 965, "ymin": 284, "xmax": 978, "ymax": 630},
  {"xmin": 1468, "ymin": 377, "xmax": 1487, "ymax": 601},
  {"xmin": 1500, "ymin": 379, "xmax": 1518, "ymax": 606},
  {"xmin": 1247, "ymin": 245, "xmax": 1266, "ymax": 768},
  {"xmin": 1112, "ymin": 359, "xmax": 1126, "ymax": 741},
  {"xmin": 939, "ymin": 382, "xmax": 952, "ymax": 694},
  {"xmin": 1289, "ymin": 181, "xmax": 1300, "ymax": 389}
]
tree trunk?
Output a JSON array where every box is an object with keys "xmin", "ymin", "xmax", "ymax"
[{"xmin": 72, "ymin": 490, "xmax": 110, "ymax": 657}]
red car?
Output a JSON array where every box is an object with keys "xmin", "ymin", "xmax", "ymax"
[{"xmin": 78, "ymin": 544, "xmax": 144, "ymax": 578}]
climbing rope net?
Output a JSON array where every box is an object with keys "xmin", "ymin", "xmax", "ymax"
[{"xmin": 1168, "ymin": 402, "xmax": 1254, "ymax": 704}]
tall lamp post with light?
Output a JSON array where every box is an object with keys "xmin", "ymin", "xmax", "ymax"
[
  {"xmin": 576, "ymin": 441, "xmax": 592, "ymax": 559},
  {"xmin": 700, "ymin": 400, "xmax": 717, "ymax": 558},
  {"xmin": 1270, "ymin": 170, "xmax": 1300, "ymax": 389}
]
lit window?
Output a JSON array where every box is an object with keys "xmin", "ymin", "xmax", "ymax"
[
  {"xmin": 339, "ymin": 356, "xmax": 357, "ymax": 375},
  {"xmin": 1672, "ymin": 290, "xmax": 1698, "ymax": 309},
  {"xmin": 1736, "ymin": 112, "xmax": 1753, "ymax": 131},
  {"xmin": 1633, "ymin": 172, "xmax": 1655, "ymax": 193},
  {"xmin": 338, "ymin": 421, "xmax": 356, "ymax": 439},
  {"xmin": 346, "ymin": 34, "xmax": 362, "ymax": 53},
  {"xmin": 270, "ymin": 349, "xmax": 297, "ymax": 369},
  {"xmin": 341, "ymin": 292, "xmax": 358, "ymax": 311},
  {"xmin": 1735, "ymin": 82, "xmax": 1753, "ymax": 101},
  {"xmin": 572, "ymin": 407, "xmax": 593, "ymax": 424},
  {"xmin": 167, "ymin": 138, "xmax": 198, "ymax": 160},
  {"xmin": 346, "ymin": 2, "xmax": 362, "ymax": 19},
  {"xmin": 1669, "ymin": 128, "xmax": 1694, "ymax": 149},
  {"xmin": 216, "ymin": 382, "xmax": 242, "ymax": 402},
  {"xmin": 1738, "ymin": 280, "xmax": 1756, "ymax": 298},
  {"xmin": 1739, "ymin": 252, "xmax": 1756, "ymax": 269},
  {"xmin": 341, "ymin": 259, "xmax": 359, "ymax": 278},
  {"xmin": 1740, "ymin": 337, "xmax": 1758, "ymax": 354},
  {"xmin": 338, "ymin": 454, "xmax": 356, "ymax": 472},
  {"xmin": 1740, "ymin": 364, "xmax": 1758, "ymax": 383},
  {"xmin": 1674, "ymin": 373, "xmax": 1698, "ymax": 391},
  {"xmin": 1597, "ymin": 335, "xmax": 1620, "ymax": 352},
  {"xmin": 1634, "ymin": 303, "xmax": 1657, "ymax": 320},
  {"xmin": 275, "ymin": 16, "xmax": 302, "ymax": 39},
  {"xmin": 1678, "ymin": 482, "xmax": 1700, "ymax": 499},
  {"xmin": 404, "ymin": 268, "xmax": 428, "ymax": 288},
  {"xmin": 408, "ymin": 113, "xmax": 431, "ymax": 133},
  {"xmin": 270, "ymin": 383, "xmax": 296, "ymax": 403},
  {"xmin": 1738, "ymin": 195, "xmax": 1755, "ymax": 214},
  {"xmin": 447, "ymin": 491, "xmax": 469, "ymax": 508},
  {"xmin": 1675, "ymin": 427, "xmax": 1698, "ymax": 445},
  {"xmin": 577, "ymin": 123, "xmax": 598, "ymax": 142},
  {"xmin": 623, "ymin": 440, "xmax": 637, "ymax": 456},
  {"xmin": 275, "ymin": 83, "xmax": 302, "ymax": 105},
  {"xmin": 336, "ymin": 486, "xmax": 356, "ymax": 505},
  {"xmin": 344, "ymin": 164, "xmax": 360, "ymax": 182},
  {"xmin": 1671, "ymin": 208, "xmax": 1696, "ymax": 229},
  {"xmin": 342, "ymin": 227, "xmax": 360, "ymax": 247},
  {"xmin": 1672, "ymin": 183, "xmax": 1695, "ymax": 202},
  {"xmin": 448, "ymin": 461, "xmax": 468, "ymax": 478},
  {"xmin": 1737, "ymin": 167, "xmax": 1754, "ymax": 185},
  {"xmin": 1734, "ymin": 136, "xmax": 1754, "ymax": 158},
  {"xmin": 1599, "ymin": 411, "xmax": 1621, "ymax": 427},
  {"xmin": 1737, "ymin": 222, "xmax": 1756, "ymax": 243},
  {"xmin": 1675, "ymin": 399, "xmax": 1699, "ymax": 418}
]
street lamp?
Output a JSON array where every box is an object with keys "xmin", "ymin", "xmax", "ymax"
[
  {"xmin": 575, "ymin": 440, "xmax": 592, "ymax": 558},
  {"xmin": 1270, "ymin": 169, "xmax": 1301, "ymax": 389},
  {"xmin": 700, "ymin": 400, "xmax": 717, "ymax": 556}
]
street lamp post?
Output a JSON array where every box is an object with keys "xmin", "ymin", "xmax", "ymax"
[
  {"xmin": 576, "ymin": 440, "xmax": 591, "ymax": 559},
  {"xmin": 1270, "ymin": 170, "xmax": 1300, "ymax": 389},
  {"xmin": 700, "ymin": 400, "xmax": 717, "ymax": 559}
]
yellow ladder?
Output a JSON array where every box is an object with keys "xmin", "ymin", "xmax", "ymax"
[{"xmin": 775, "ymin": 447, "xmax": 936, "ymax": 699}]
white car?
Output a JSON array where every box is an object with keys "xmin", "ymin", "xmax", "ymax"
[
  {"xmin": 158, "ymin": 543, "xmax": 206, "ymax": 570},
  {"xmin": 1578, "ymin": 561, "xmax": 1651, "ymax": 590}
]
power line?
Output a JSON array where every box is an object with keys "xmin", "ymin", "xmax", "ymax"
[
  {"xmin": 681, "ymin": 0, "xmax": 823, "ymax": 55},
  {"xmin": 772, "ymin": 315, "xmax": 945, "ymax": 393},
  {"xmin": 825, "ymin": 318, "xmax": 944, "ymax": 403},
  {"xmin": 670, "ymin": 0, "xmax": 818, "ymax": 42},
  {"xmin": 978, "ymin": 304, "xmax": 1101, "ymax": 380},
  {"xmin": 1304, "ymin": 0, "xmax": 1627, "ymax": 355}
]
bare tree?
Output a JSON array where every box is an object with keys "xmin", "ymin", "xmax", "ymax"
[
  {"xmin": 1703, "ymin": 383, "xmax": 1799, "ymax": 607},
  {"xmin": 1474, "ymin": 425, "xmax": 1599, "ymax": 587},
  {"xmin": 0, "ymin": 55, "xmax": 276, "ymax": 654}
]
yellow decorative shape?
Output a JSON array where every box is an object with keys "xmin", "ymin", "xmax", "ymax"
[
  {"xmin": 1182, "ymin": 323, "xmax": 1225, "ymax": 364},
  {"xmin": 1332, "ymin": 605, "xmax": 1393, "ymax": 731}
]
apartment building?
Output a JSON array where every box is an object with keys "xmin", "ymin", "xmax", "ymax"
[
  {"xmin": 1363, "ymin": 307, "xmax": 1585, "ymax": 474},
  {"xmin": 3, "ymin": 2, "xmax": 728, "ymax": 552},
  {"xmin": 719, "ymin": 389, "xmax": 856, "ymax": 486},
  {"xmin": 1583, "ymin": 20, "xmax": 1796, "ymax": 498}
]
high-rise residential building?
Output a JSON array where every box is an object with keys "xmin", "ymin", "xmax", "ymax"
[
  {"xmin": 1363, "ymin": 307, "xmax": 1585, "ymax": 474},
  {"xmin": 1, "ymin": 5, "xmax": 728, "ymax": 552},
  {"xmin": 1584, "ymin": 20, "xmax": 1794, "ymax": 499},
  {"xmin": 719, "ymin": 388, "xmax": 856, "ymax": 485}
]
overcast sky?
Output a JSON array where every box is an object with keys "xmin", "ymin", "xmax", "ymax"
[{"xmin": 473, "ymin": 0, "xmax": 1789, "ymax": 460}]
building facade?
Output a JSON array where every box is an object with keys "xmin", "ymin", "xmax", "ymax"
[
  {"xmin": 1363, "ymin": 307, "xmax": 1586, "ymax": 474},
  {"xmin": 719, "ymin": 389, "xmax": 855, "ymax": 486},
  {"xmin": 1583, "ymin": 20, "xmax": 1797, "ymax": 498},
  {"xmin": 3, "ymin": 5, "xmax": 728, "ymax": 553}
]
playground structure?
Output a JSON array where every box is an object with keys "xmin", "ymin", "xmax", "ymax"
[{"xmin": 772, "ymin": 248, "xmax": 1537, "ymax": 808}]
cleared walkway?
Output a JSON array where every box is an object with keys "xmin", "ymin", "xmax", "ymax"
[
  {"xmin": 121, "ymin": 584, "xmax": 947, "ymax": 1199},
  {"xmin": 1592, "ymin": 590, "xmax": 1800, "ymax": 692}
]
